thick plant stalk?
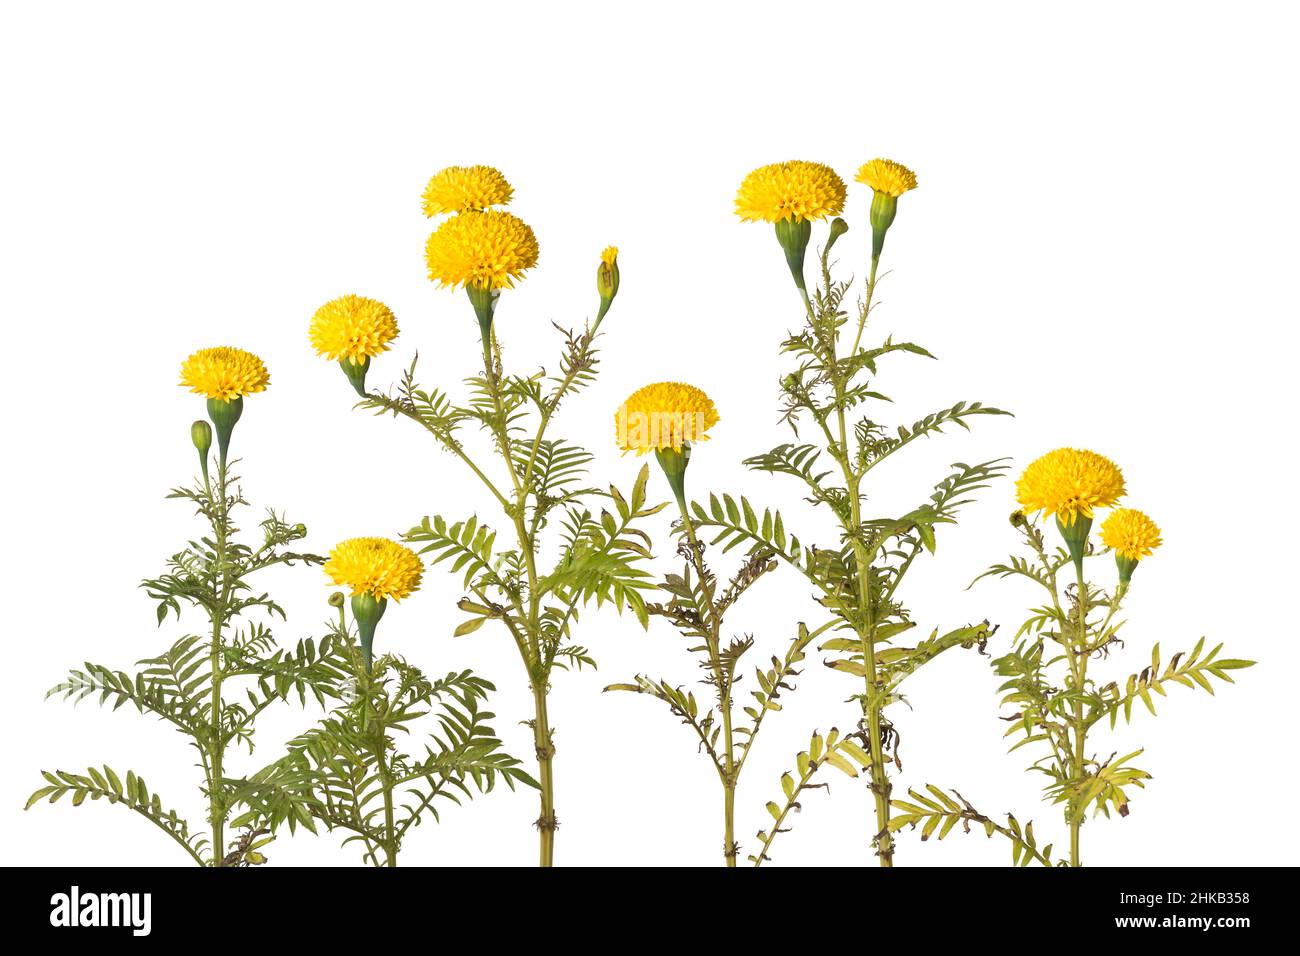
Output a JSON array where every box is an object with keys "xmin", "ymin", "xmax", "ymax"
[
  {"xmin": 531, "ymin": 685, "xmax": 556, "ymax": 866},
  {"xmin": 800, "ymin": 272, "xmax": 895, "ymax": 867}
]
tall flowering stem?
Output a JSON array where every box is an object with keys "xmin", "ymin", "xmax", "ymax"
[
  {"xmin": 605, "ymin": 384, "xmax": 844, "ymax": 865},
  {"xmin": 725, "ymin": 159, "xmax": 1008, "ymax": 865},
  {"xmin": 896, "ymin": 468, "xmax": 1254, "ymax": 866},
  {"xmin": 27, "ymin": 355, "xmax": 340, "ymax": 865},
  {"xmin": 329, "ymin": 166, "xmax": 661, "ymax": 866}
]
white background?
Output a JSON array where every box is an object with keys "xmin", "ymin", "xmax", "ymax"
[{"xmin": 2, "ymin": 1, "xmax": 1296, "ymax": 868}]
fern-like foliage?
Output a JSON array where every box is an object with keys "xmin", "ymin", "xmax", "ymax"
[
  {"xmin": 26, "ymin": 766, "xmax": 212, "ymax": 865},
  {"xmin": 344, "ymin": 265, "xmax": 663, "ymax": 864},
  {"xmin": 721, "ymin": 205, "xmax": 1009, "ymax": 866},
  {"xmin": 27, "ymin": 456, "xmax": 338, "ymax": 866},
  {"xmin": 605, "ymin": 503, "xmax": 830, "ymax": 865},
  {"xmin": 749, "ymin": 728, "xmax": 873, "ymax": 867},
  {"xmin": 889, "ymin": 785, "xmax": 1055, "ymax": 867},
  {"xmin": 273, "ymin": 618, "xmax": 535, "ymax": 865},
  {"xmin": 962, "ymin": 513, "xmax": 1255, "ymax": 865}
]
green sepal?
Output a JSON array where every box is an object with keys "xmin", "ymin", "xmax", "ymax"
[
  {"xmin": 774, "ymin": 217, "xmax": 812, "ymax": 291},
  {"xmin": 466, "ymin": 282, "xmax": 499, "ymax": 341},
  {"xmin": 205, "ymin": 397, "xmax": 243, "ymax": 465},
  {"xmin": 1115, "ymin": 553, "xmax": 1139, "ymax": 584},
  {"xmin": 869, "ymin": 191, "xmax": 899, "ymax": 261},
  {"xmin": 1056, "ymin": 513, "xmax": 1092, "ymax": 575},
  {"xmin": 655, "ymin": 444, "xmax": 692, "ymax": 514},
  {"xmin": 339, "ymin": 356, "xmax": 370, "ymax": 397},
  {"xmin": 351, "ymin": 593, "xmax": 388, "ymax": 672}
]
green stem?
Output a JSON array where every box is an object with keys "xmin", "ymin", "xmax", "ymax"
[
  {"xmin": 480, "ymin": 329, "xmax": 558, "ymax": 868},
  {"xmin": 803, "ymin": 277, "xmax": 894, "ymax": 867},
  {"xmin": 675, "ymin": 501, "xmax": 736, "ymax": 865},
  {"xmin": 207, "ymin": 462, "xmax": 230, "ymax": 866},
  {"xmin": 380, "ymin": 753, "xmax": 397, "ymax": 867},
  {"xmin": 531, "ymin": 682, "xmax": 556, "ymax": 867},
  {"xmin": 1070, "ymin": 560, "xmax": 1088, "ymax": 867}
]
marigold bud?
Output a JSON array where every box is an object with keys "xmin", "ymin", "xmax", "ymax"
[
  {"xmin": 191, "ymin": 420, "xmax": 213, "ymax": 482},
  {"xmin": 596, "ymin": 246, "xmax": 620, "ymax": 324}
]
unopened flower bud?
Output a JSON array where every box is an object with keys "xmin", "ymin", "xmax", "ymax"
[
  {"xmin": 191, "ymin": 420, "xmax": 213, "ymax": 482},
  {"xmin": 596, "ymin": 246, "xmax": 620, "ymax": 325},
  {"xmin": 826, "ymin": 217, "xmax": 849, "ymax": 256}
]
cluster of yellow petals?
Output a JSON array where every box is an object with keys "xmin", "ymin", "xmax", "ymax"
[
  {"xmin": 601, "ymin": 245, "xmax": 618, "ymax": 266},
  {"xmin": 421, "ymin": 165, "xmax": 514, "ymax": 217},
  {"xmin": 615, "ymin": 382, "xmax": 720, "ymax": 454},
  {"xmin": 1015, "ymin": 448, "xmax": 1126, "ymax": 526},
  {"xmin": 425, "ymin": 210, "xmax": 540, "ymax": 290},
  {"xmin": 179, "ymin": 347, "xmax": 270, "ymax": 401},
  {"xmin": 309, "ymin": 294, "xmax": 400, "ymax": 363},
  {"xmin": 325, "ymin": 537, "xmax": 424, "ymax": 602},
  {"xmin": 855, "ymin": 158, "xmax": 918, "ymax": 198},
  {"xmin": 1100, "ymin": 508, "xmax": 1163, "ymax": 561},
  {"xmin": 735, "ymin": 161, "xmax": 847, "ymax": 224}
]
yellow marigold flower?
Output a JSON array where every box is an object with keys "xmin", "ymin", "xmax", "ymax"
[
  {"xmin": 1016, "ymin": 448, "xmax": 1126, "ymax": 526},
  {"xmin": 179, "ymin": 347, "xmax": 269, "ymax": 401},
  {"xmin": 735, "ymin": 161, "xmax": 847, "ymax": 223},
  {"xmin": 1101, "ymin": 508, "xmax": 1162, "ymax": 561},
  {"xmin": 601, "ymin": 245, "xmax": 618, "ymax": 266},
  {"xmin": 615, "ymin": 382, "xmax": 719, "ymax": 454},
  {"xmin": 309, "ymin": 294, "xmax": 400, "ymax": 363},
  {"xmin": 425, "ymin": 210, "xmax": 540, "ymax": 291},
  {"xmin": 421, "ymin": 165, "xmax": 514, "ymax": 217},
  {"xmin": 325, "ymin": 537, "xmax": 424, "ymax": 602},
  {"xmin": 855, "ymin": 158, "xmax": 918, "ymax": 198}
]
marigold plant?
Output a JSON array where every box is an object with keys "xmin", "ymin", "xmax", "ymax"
[
  {"xmin": 310, "ymin": 165, "xmax": 663, "ymax": 866},
  {"xmin": 26, "ymin": 355, "xmax": 340, "ymax": 866},
  {"xmin": 893, "ymin": 452, "xmax": 1254, "ymax": 866},
  {"xmin": 673, "ymin": 157, "xmax": 1012, "ymax": 867},
  {"xmin": 268, "ymin": 539, "xmax": 532, "ymax": 867}
]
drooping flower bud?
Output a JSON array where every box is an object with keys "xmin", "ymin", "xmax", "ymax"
[{"xmin": 825, "ymin": 217, "xmax": 849, "ymax": 257}]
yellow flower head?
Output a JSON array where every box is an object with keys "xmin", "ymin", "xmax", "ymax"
[
  {"xmin": 1101, "ymin": 508, "xmax": 1162, "ymax": 561},
  {"xmin": 615, "ymin": 382, "xmax": 719, "ymax": 454},
  {"xmin": 179, "ymin": 347, "xmax": 270, "ymax": 401},
  {"xmin": 325, "ymin": 537, "xmax": 424, "ymax": 602},
  {"xmin": 735, "ymin": 161, "xmax": 847, "ymax": 224},
  {"xmin": 1016, "ymin": 448, "xmax": 1126, "ymax": 526},
  {"xmin": 425, "ymin": 210, "xmax": 540, "ymax": 291},
  {"xmin": 421, "ymin": 165, "xmax": 514, "ymax": 217},
  {"xmin": 601, "ymin": 245, "xmax": 618, "ymax": 266},
  {"xmin": 855, "ymin": 158, "xmax": 918, "ymax": 198},
  {"xmin": 309, "ymin": 295, "xmax": 400, "ymax": 363}
]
